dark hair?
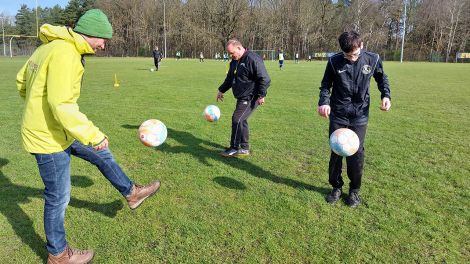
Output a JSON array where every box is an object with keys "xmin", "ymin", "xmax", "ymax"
[{"xmin": 338, "ymin": 31, "xmax": 362, "ymax": 53}]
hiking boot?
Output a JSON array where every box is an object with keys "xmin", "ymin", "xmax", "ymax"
[
  {"xmin": 235, "ymin": 148, "xmax": 250, "ymax": 156},
  {"xmin": 346, "ymin": 189, "xmax": 361, "ymax": 208},
  {"xmin": 47, "ymin": 246, "xmax": 94, "ymax": 264},
  {"xmin": 126, "ymin": 180, "xmax": 160, "ymax": 210},
  {"xmin": 219, "ymin": 148, "xmax": 238, "ymax": 157},
  {"xmin": 326, "ymin": 188, "xmax": 342, "ymax": 204}
]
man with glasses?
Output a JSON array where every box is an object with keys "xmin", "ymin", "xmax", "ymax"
[{"xmin": 317, "ymin": 31, "xmax": 391, "ymax": 208}]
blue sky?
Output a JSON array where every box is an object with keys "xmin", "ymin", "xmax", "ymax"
[{"xmin": 0, "ymin": 0, "xmax": 69, "ymax": 15}]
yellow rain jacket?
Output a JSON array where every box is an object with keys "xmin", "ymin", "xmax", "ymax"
[{"xmin": 16, "ymin": 24, "xmax": 106, "ymax": 154}]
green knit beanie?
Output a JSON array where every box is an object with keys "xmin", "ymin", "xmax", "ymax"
[{"xmin": 74, "ymin": 9, "xmax": 113, "ymax": 39}]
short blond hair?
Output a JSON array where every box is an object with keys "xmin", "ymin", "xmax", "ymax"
[{"xmin": 226, "ymin": 39, "xmax": 243, "ymax": 48}]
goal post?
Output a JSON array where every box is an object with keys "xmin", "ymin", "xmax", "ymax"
[
  {"xmin": 252, "ymin": 50, "xmax": 276, "ymax": 61},
  {"xmin": 1, "ymin": 0, "xmax": 39, "ymax": 57}
]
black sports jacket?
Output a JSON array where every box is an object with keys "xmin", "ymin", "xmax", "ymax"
[
  {"xmin": 219, "ymin": 50, "xmax": 271, "ymax": 100},
  {"xmin": 152, "ymin": 50, "xmax": 163, "ymax": 61},
  {"xmin": 318, "ymin": 51, "xmax": 391, "ymax": 126}
]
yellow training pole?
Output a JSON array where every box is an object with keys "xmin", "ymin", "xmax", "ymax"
[{"xmin": 114, "ymin": 74, "xmax": 120, "ymax": 87}]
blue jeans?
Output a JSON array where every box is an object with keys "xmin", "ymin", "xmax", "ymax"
[{"xmin": 34, "ymin": 141, "xmax": 133, "ymax": 255}]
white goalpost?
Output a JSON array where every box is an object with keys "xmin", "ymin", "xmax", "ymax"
[
  {"xmin": 1, "ymin": 0, "xmax": 39, "ymax": 57},
  {"xmin": 252, "ymin": 50, "xmax": 276, "ymax": 61}
]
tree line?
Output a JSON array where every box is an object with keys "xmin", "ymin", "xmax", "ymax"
[{"xmin": 1, "ymin": 0, "xmax": 469, "ymax": 62}]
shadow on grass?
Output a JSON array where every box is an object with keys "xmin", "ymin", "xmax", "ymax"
[
  {"xmin": 121, "ymin": 125, "xmax": 328, "ymax": 194},
  {"xmin": 71, "ymin": 175, "xmax": 94, "ymax": 188},
  {"xmin": 0, "ymin": 158, "xmax": 123, "ymax": 262},
  {"xmin": 163, "ymin": 128, "xmax": 329, "ymax": 194},
  {"xmin": 213, "ymin": 176, "xmax": 247, "ymax": 190},
  {"xmin": 122, "ymin": 124, "xmax": 140, "ymax": 129}
]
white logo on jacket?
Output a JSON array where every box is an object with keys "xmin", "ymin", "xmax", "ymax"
[{"xmin": 362, "ymin": 65, "xmax": 371, "ymax": 74}]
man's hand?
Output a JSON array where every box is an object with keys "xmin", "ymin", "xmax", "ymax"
[
  {"xmin": 318, "ymin": 105, "xmax": 331, "ymax": 118},
  {"xmin": 256, "ymin": 97, "xmax": 265, "ymax": 106},
  {"xmin": 380, "ymin": 97, "xmax": 391, "ymax": 111},
  {"xmin": 94, "ymin": 138, "xmax": 109, "ymax": 151},
  {"xmin": 216, "ymin": 91, "xmax": 224, "ymax": 102}
]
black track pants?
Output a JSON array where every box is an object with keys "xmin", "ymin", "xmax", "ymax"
[
  {"xmin": 154, "ymin": 59, "xmax": 161, "ymax": 70},
  {"xmin": 230, "ymin": 98, "xmax": 258, "ymax": 150},
  {"xmin": 328, "ymin": 122, "xmax": 367, "ymax": 190}
]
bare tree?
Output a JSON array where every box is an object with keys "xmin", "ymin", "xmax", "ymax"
[{"xmin": 19, "ymin": 0, "xmax": 462, "ymax": 61}]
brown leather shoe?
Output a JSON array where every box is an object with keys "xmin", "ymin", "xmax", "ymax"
[
  {"xmin": 47, "ymin": 246, "xmax": 94, "ymax": 264},
  {"xmin": 126, "ymin": 180, "xmax": 160, "ymax": 209}
]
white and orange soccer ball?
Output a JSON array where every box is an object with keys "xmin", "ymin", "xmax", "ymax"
[
  {"xmin": 138, "ymin": 119, "xmax": 167, "ymax": 147},
  {"xmin": 329, "ymin": 128, "xmax": 360, "ymax": 157},
  {"xmin": 203, "ymin": 105, "xmax": 221, "ymax": 122}
]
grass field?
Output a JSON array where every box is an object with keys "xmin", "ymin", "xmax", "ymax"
[{"xmin": 0, "ymin": 56, "xmax": 469, "ymax": 263}]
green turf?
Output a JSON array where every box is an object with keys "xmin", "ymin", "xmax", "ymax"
[{"xmin": 0, "ymin": 56, "xmax": 469, "ymax": 263}]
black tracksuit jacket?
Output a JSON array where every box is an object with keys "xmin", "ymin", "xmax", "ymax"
[
  {"xmin": 318, "ymin": 51, "xmax": 391, "ymax": 126},
  {"xmin": 219, "ymin": 50, "xmax": 271, "ymax": 100},
  {"xmin": 153, "ymin": 50, "xmax": 163, "ymax": 61}
]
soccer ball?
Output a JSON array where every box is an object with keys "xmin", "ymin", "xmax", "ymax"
[
  {"xmin": 150, "ymin": 68, "xmax": 154, "ymax": 72},
  {"xmin": 203, "ymin": 105, "xmax": 221, "ymax": 122},
  {"xmin": 329, "ymin": 128, "xmax": 360, "ymax": 157},
  {"xmin": 138, "ymin": 119, "xmax": 167, "ymax": 147}
]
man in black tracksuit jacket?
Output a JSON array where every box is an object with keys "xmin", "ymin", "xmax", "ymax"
[
  {"xmin": 217, "ymin": 39, "xmax": 271, "ymax": 157},
  {"xmin": 318, "ymin": 31, "xmax": 391, "ymax": 207},
  {"xmin": 152, "ymin": 46, "xmax": 163, "ymax": 71}
]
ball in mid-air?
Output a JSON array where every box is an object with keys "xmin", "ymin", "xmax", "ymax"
[
  {"xmin": 203, "ymin": 105, "xmax": 221, "ymax": 122},
  {"xmin": 329, "ymin": 128, "xmax": 360, "ymax": 157},
  {"xmin": 150, "ymin": 68, "xmax": 154, "ymax": 72},
  {"xmin": 138, "ymin": 119, "xmax": 167, "ymax": 147}
]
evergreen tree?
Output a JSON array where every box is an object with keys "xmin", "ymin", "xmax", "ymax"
[
  {"xmin": 81, "ymin": 0, "xmax": 97, "ymax": 14},
  {"xmin": 45, "ymin": 5, "xmax": 66, "ymax": 26},
  {"xmin": 62, "ymin": 0, "xmax": 81, "ymax": 27},
  {"xmin": 15, "ymin": 5, "xmax": 34, "ymax": 35}
]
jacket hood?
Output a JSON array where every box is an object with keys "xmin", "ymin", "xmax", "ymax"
[{"xmin": 39, "ymin": 24, "xmax": 95, "ymax": 55}]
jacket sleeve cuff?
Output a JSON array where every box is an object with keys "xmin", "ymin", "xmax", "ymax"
[
  {"xmin": 318, "ymin": 99, "xmax": 330, "ymax": 106},
  {"xmin": 91, "ymin": 133, "xmax": 107, "ymax": 147}
]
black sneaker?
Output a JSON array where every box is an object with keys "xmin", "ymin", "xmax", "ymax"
[
  {"xmin": 219, "ymin": 148, "xmax": 238, "ymax": 157},
  {"xmin": 346, "ymin": 190, "xmax": 361, "ymax": 208},
  {"xmin": 326, "ymin": 188, "xmax": 342, "ymax": 204},
  {"xmin": 235, "ymin": 148, "xmax": 250, "ymax": 156}
]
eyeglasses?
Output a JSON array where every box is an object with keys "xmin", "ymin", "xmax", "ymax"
[{"xmin": 343, "ymin": 49, "xmax": 361, "ymax": 59}]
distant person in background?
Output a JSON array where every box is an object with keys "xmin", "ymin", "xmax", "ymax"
[
  {"xmin": 199, "ymin": 51, "xmax": 204, "ymax": 62},
  {"xmin": 152, "ymin": 46, "xmax": 163, "ymax": 71},
  {"xmin": 295, "ymin": 52, "xmax": 299, "ymax": 64},
  {"xmin": 16, "ymin": 9, "xmax": 161, "ymax": 263},
  {"xmin": 216, "ymin": 39, "xmax": 271, "ymax": 157},
  {"xmin": 308, "ymin": 54, "xmax": 312, "ymax": 62},
  {"xmin": 318, "ymin": 30, "xmax": 391, "ymax": 208},
  {"xmin": 278, "ymin": 50, "xmax": 285, "ymax": 70},
  {"xmin": 223, "ymin": 52, "xmax": 229, "ymax": 62},
  {"xmin": 176, "ymin": 50, "xmax": 181, "ymax": 60}
]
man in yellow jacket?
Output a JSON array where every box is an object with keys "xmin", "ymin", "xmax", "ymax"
[{"xmin": 16, "ymin": 9, "xmax": 160, "ymax": 264}]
